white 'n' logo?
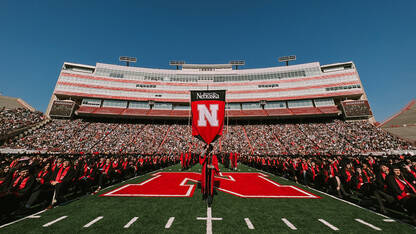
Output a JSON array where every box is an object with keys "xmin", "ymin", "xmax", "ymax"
[{"xmin": 197, "ymin": 104, "xmax": 219, "ymax": 127}]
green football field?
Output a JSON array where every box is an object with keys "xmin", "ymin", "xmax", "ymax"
[{"xmin": 1, "ymin": 164, "xmax": 415, "ymax": 234}]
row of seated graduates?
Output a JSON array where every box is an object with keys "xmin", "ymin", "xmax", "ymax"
[
  {"xmin": 239, "ymin": 153, "xmax": 416, "ymax": 224},
  {"xmin": 0, "ymin": 153, "xmax": 179, "ymax": 221}
]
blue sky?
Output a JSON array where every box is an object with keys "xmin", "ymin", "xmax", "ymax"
[{"xmin": 0, "ymin": 0, "xmax": 415, "ymax": 122}]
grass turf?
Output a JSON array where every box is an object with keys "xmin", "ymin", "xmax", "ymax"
[{"xmin": 1, "ymin": 164, "xmax": 415, "ymax": 233}]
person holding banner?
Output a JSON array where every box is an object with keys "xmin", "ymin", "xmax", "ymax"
[
  {"xmin": 200, "ymin": 144, "xmax": 219, "ymax": 207},
  {"xmin": 191, "ymin": 90, "xmax": 225, "ymax": 207}
]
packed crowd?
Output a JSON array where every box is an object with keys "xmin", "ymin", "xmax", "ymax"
[
  {"xmin": 0, "ymin": 153, "xmax": 179, "ymax": 220},
  {"xmin": 0, "ymin": 117, "xmax": 415, "ymax": 223},
  {"xmin": 0, "ymin": 108, "xmax": 44, "ymax": 135},
  {"xmin": 240, "ymin": 154, "xmax": 416, "ymax": 222},
  {"xmin": 2, "ymin": 119, "xmax": 414, "ymax": 155}
]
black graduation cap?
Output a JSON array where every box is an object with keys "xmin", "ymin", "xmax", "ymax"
[{"xmin": 391, "ymin": 164, "xmax": 402, "ymax": 170}]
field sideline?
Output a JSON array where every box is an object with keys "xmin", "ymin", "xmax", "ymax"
[{"xmin": 1, "ymin": 163, "xmax": 415, "ymax": 233}]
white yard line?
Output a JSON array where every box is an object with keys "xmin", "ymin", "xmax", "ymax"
[
  {"xmin": 83, "ymin": 216, "xmax": 103, "ymax": 228},
  {"xmin": 355, "ymin": 219, "xmax": 382, "ymax": 231},
  {"xmin": 42, "ymin": 216, "xmax": 68, "ymax": 227},
  {"xmin": 197, "ymin": 207, "xmax": 223, "ymax": 234},
  {"xmin": 124, "ymin": 217, "xmax": 138, "ymax": 228},
  {"xmin": 383, "ymin": 219, "xmax": 396, "ymax": 222},
  {"xmin": 244, "ymin": 218, "xmax": 255, "ymax": 229},
  {"xmin": 306, "ymin": 186, "xmax": 389, "ymax": 218},
  {"xmin": 165, "ymin": 217, "xmax": 175, "ymax": 228},
  {"xmin": 0, "ymin": 209, "xmax": 47, "ymax": 229},
  {"xmin": 282, "ymin": 218, "xmax": 297, "ymax": 230},
  {"xmin": 318, "ymin": 219, "xmax": 339, "ymax": 231}
]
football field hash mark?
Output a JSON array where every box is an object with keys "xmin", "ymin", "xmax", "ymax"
[
  {"xmin": 383, "ymin": 219, "xmax": 395, "ymax": 222},
  {"xmin": 83, "ymin": 216, "xmax": 103, "ymax": 228},
  {"xmin": 244, "ymin": 218, "xmax": 254, "ymax": 229},
  {"xmin": 355, "ymin": 219, "xmax": 382, "ymax": 231},
  {"xmin": 165, "ymin": 217, "xmax": 175, "ymax": 228},
  {"xmin": 318, "ymin": 219, "xmax": 339, "ymax": 231},
  {"xmin": 124, "ymin": 217, "xmax": 138, "ymax": 228},
  {"xmin": 42, "ymin": 216, "xmax": 68, "ymax": 227},
  {"xmin": 282, "ymin": 218, "xmax": 297, "ymax": 230},
  {"xmin": 197, "ymin": 207, "xmax": 223, "ymax": 234}
]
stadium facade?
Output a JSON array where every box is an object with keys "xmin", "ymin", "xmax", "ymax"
[{"xmin": 46, "ymin": 61, "xmax": 374, "ymax": 122}]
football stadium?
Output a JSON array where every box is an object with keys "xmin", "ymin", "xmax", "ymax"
[{"xmin": 1, "ymin": 59, "xmax": 416, "ymax": 234}]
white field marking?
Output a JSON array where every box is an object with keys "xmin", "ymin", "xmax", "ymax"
[
  {"xmin": 197, "ymin": 207, "xmax": 223, "ymax": 234},
  {"xmin": 124, "ymin": 217, "xmax": 138, "ymax": 228},
  {"xmin": 282, "ymin": 218, "xmax": 297, "ymax": 230},
  {"xmin": 318, "ymin": 219, "xmax": 339, "ymax": 231},
  {"xmin": 104, "ymin": 177, "xmax": 199, "ymax": 197},
  {"xmin": 102, "ymin": 184, "xmax": 131, "ymax": 196},
  {"xmin": 244, "ymin": 218, "xmax": 255, "ymax": 229},
  {"xmin": 28, "ymin": 215, "xmax": 41, "ymax": 218},
  {"xmin": 355, "ymin": 219, "xmax": 382, "ymax": 231},
  {"xmin": 214, "ymin": 173, "xmax": 316, "ymax": 198},
  {"xmin": 258, "ymin": 174, "xmax": 318, "ymax": 198},
  {"xmin": 383, "ymin": 219, "xmax": 396, "ymax": 222},
  {"xmin": 305, "ymin": 186, "xmax": 390, "ymax": 219},
  {"xmin": 245, "ymin": 165, "xmax": 413, "ymax": 228},
  {"xmin": 83, "ymin": 216, "xmax": 104, "ymax": 228},
  {"xmin": 99, "ymin": 164, "xmax": 175, "ymax": 193},
  {"xmin": 169, "ymin": 169, "xmax": 171, "ymax": 170},
  {"xmin": 165, "ymin": 217, "xmax": 175, "ymax": 228},
  {"xmin": 217, "ymin": 173, "xmax": 235, "ymax": 182},
  {"xmin": 103, "ymin": 174, "xmax": 163, "ymax": 196},
  {"xmin": 42, "ymin": 216, "xmax": 68, "ymax": 227},
  {"xmin": 2, "ymin": 165, "xmax": 177, "ymax": 228},
  {"xmin": 0, "ymin": 209, "xmax": 47, "ymax": 228}
]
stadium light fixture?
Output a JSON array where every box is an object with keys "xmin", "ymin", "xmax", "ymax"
[
  {"xmin": 278, "ymin": 55, "xmax": 296, "ymax": 66},
  {"xmin": 229, "ymin": 60, "xmax": 245, "ymax": 70},
  {"xmin": 119, "ymin": 56, "xmax": 137, "ymax": 67},
  {"xmin": 169, "ymin": 61, "xmax": 186, "ymax": 70}
]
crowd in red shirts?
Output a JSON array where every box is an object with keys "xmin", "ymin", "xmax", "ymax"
[
  {"xmin": 0, "ymin": 117, "xmax": 415, "ymax": 223},
  {"xmin": 0, "ymin": 108, "xmax": 44, "ymax": 135},
  {"xmin": 2, "ymin": 119, "xmax": 413, "ymax": 155},
  {"xmin": 0, "ymin": 153, "xmax": 178, "ymax": 221},
  {"xmin": 239, "ymin": 154, "xmax": 416, "ymax": 223}
]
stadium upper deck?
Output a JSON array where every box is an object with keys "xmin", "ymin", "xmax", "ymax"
[{"xmin": 46, "ymin": 61, "xmax": 373, "ymax": 120}]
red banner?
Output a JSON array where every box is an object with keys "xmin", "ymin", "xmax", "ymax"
[{"xmin": 191, "ymin": 90, "xmax": 226, "ymax": 145}]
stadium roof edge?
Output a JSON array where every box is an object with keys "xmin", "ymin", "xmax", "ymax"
[
  {"xmin": 94, "ymin": 61, "xmax": 322, "ymax": 73},
  {"xmin": 63, "ymin": 62, "xmax": 96, "ymax": 69}
]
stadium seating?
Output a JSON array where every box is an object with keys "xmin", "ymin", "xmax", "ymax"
[
  {"xmin": 265, "ymin": 108, "xmax": 293, "ymax": 116},
  {"xmin": 76, "ymin": 106, "xmax": 98, "ymax": 114},
  {"xmin": 170, "ymin": 110, "xmax": 191, "ymax": 117},
  {"xmin": 242, "ymin": 109, "xmax": 268, "ymax": 116},
  {"xmin": 226, "ymin": 110, "xmax": 244, "ymax": 117},
  {"xmin": 121, "ymin": 108, "xmax": 150, "ymax": 116},
  {"xmin": 93, "ymin": 107, "xmax": 126, "ymax": 115},
  {"xmin": 289, "ymin": 107, "xmax": 322, "ymax": 115},
  {"xmin": 317, "ymin": 106, "xmax": 339, "ymax": 114},
  {"xmin": 146, "ymin": 109, "xmax": 173, "ymax": 117}
]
